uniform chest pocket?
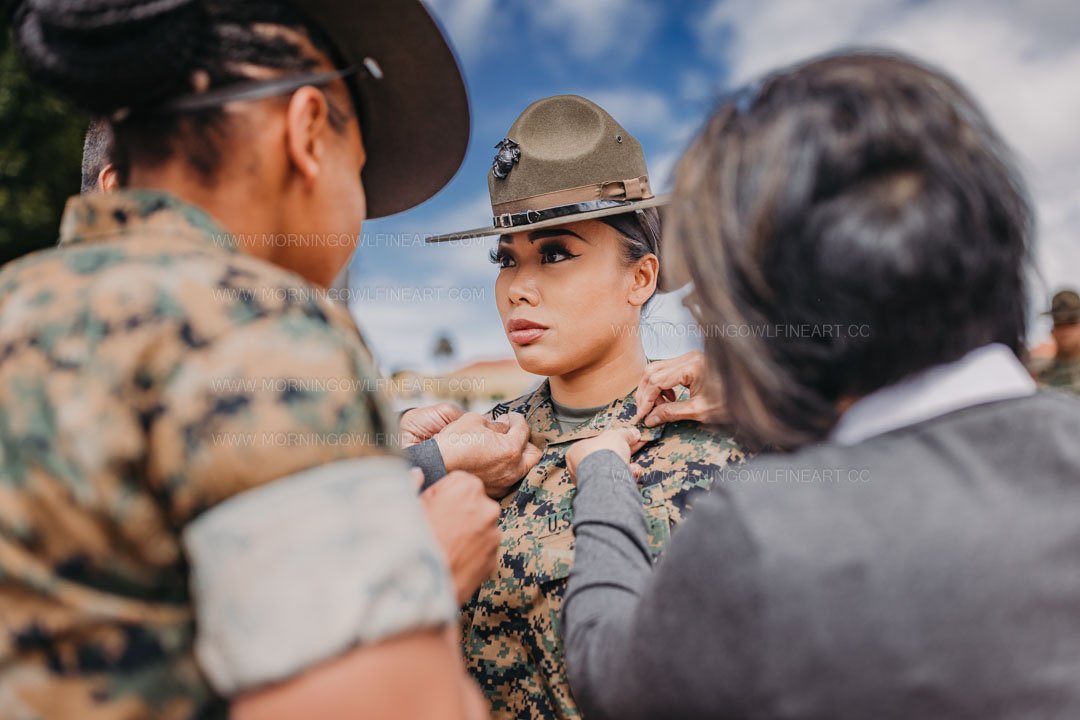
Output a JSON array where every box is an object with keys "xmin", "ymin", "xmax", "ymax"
[
  {"xmin": 528, "ymin": 511, "xmax": 575, "ymax": 586},
  {"xmin": 518, "ymin": 501, "xmax": 673, "ymax": 588}
]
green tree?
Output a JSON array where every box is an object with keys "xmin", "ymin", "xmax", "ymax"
[{"xmin": 0, "ymin": 25, "xmax": 87, "ymax": 266}]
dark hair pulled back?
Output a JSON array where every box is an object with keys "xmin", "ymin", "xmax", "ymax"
[{"xmin": 14, "ymin": 0, "xmax": 350, "ymax": 183}]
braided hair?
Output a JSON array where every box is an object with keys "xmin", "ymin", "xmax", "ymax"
[{"xmin": 14, "ymin": 0, "xmax": 353, "ymax": 184}]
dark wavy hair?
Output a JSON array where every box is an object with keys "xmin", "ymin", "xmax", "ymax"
[
  {"xmin": 667, "ymin": 51, "xmax": 1032, "ymax": 450},
  {"xmin": 14, "ymin": 0, "xmax": 352, "ymax": 186}
]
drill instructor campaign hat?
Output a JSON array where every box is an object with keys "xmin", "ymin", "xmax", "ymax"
[
  {"xmin": 140, "ymin": 0, "xmax": 469, "ymax": 219},
  {"xmin": 426, "ymin": 94, "xmax": 669, "ymax": 243},
  {"xmin": 1044, "ymin": 290, "xmax": 1080, "ymax": 325}
]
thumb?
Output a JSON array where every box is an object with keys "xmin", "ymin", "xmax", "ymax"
[
  {"xmin": 614, "ymin": 426, "xmax": 642, "ymax": 446},
  {"xmin": 643, "ymin": 398, "xmax": 700, "ymax": 427},
  {"xmin": 520, "ymin": 442, "xmax": 543, "ymax": 473},
  {"xmin": 501, "ymin": 412, "xmax": 531, "ymax": 447}
]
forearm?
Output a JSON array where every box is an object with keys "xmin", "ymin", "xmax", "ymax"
[
  {"xmin": 563, "ymin": 450, "xmax": 656, "ymax": 719},
  {"xmin": 232, "ymin": 627, "xmax": 473, "ymax": 720},
  {"xmin": 564, "ymin": 451, "xmax": 760, "ymax": 719},
  {"xmin": 405, "ymin": 438, "xmax": 448, "ymax": 491}
]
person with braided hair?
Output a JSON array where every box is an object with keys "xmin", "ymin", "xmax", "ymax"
[{"xmin": 0, "ymin": 1, "xmax": 497, "ymax": 718}]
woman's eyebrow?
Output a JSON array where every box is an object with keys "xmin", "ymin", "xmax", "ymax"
[{"xmin": 526, "ymin": 228, "xmax": 589, "ymax": 244}]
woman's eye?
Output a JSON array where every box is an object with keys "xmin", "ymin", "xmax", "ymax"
[
  {"xmin": 540, "ymin": 245, "xmax": 577, "ymax": 264},
  {"xmin": 488, "ymin": 249, "xmax": 516, "ymax": 268}
]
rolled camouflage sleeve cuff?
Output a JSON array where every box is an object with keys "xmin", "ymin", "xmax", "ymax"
[{"xmin": 182, "ymin": 456, "xmax": 456, "ymax": 697}]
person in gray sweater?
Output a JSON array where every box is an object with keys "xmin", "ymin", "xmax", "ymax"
[{"xmin": 561, "ymin": 51, "xmax": 1080, "ymax": 720}]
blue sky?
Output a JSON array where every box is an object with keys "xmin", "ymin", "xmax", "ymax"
[{"xmin": 348, "ymin": 0, "xmax": 1080, "ymax": 374}]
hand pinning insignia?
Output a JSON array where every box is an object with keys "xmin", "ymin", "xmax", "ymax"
[{"xmin": 492, "ymin": 138, "xmax": 521, "ymax": 179}]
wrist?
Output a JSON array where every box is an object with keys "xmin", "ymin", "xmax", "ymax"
[
  {"xmin": 576, "ymin": 449, "xmax": 632, "ymax": 489},
  {"xmin": 433, "ymin": 432, "xmax": 459, "ymax": 473}
]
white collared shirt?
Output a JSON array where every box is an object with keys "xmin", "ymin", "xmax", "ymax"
[{"xmin": 831, "ymin": 343, "xmax": 1037, "ymax": 446}]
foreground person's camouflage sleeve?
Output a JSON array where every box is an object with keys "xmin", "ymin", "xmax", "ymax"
[
  {"xmin": 463, "ymin": 383, "xmax": 748, "ymax": 719},
  {"xmin": 0, "ymin": 191, "xmax": 455, "ymax": 719}
]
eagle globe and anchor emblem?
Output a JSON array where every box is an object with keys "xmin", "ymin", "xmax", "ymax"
[{"xmin": 492, "ymin": 137, "xmax": 520, "ymax": 179}]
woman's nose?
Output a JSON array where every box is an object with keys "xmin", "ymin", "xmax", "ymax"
[{"xmin": 507, "ymin": 269, "xmax": 540, "ymax": 307}]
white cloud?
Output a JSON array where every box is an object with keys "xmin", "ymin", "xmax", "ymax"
[
  {"xmin": 521, "ymin": 0, "xmax": 662, "ymax": 62},
  {"xmin": 421, "ymin": 0, "xmax": 501, "ymax": 60},
  {"xmin": 698, "ymin": 0, "xmax": 1080, "ymax": 325},
  {"xmin": 424, "ymin": 0, "xmax": 661, "ymax": 65},
  {"xmin": 586, "ymin": 89, "xmax": 683, "ymax": 137},
  {"xmin": 349, "ymin": 192, "xmax": 502, "ymax": 371},
  {"xmin": 642, "ymin": 288, "xmax": 703, "ymax": 360}
]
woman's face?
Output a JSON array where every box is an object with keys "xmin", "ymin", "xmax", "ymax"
[
  {"xmin": 1052, "ymin": 322, "xmax": 1080, "ymax": 357},
  {"xmin": 492, "ymin": 219, "xmax": 651, "ymax": 377}
]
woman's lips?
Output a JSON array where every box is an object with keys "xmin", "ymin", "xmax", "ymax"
[
  {"xmin": 509, "ymin": 328, "xmax": 546, "ymax": 344},
  {"xmin": 507, "ymin": 319, "xmax": 548, "ymax": 345}
]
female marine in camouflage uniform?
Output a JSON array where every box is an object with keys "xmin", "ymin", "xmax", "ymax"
[
  {"xmin": 0, "ymin": 1, "xmax": 488, "ymax": 718},
  {"xmin": 427, "ymin": 95, "xmax": 750, "ymax": 720}
]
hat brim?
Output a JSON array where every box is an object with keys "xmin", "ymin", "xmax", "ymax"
[
  {"xmin": 1044, "ymin": 311, "xmax": 1080, "ymax": 324},
  {"xmin": 297, "ymin": 0, "xmax": 470, "ymax": 219},
  {"xmin": 425, "ymin": 194, "xmax": 671, "ymax": 243}
]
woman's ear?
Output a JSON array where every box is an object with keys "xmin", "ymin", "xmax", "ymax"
[
  {"xmin": 628, "ymin": 254, "xmax": 659, "ymax": 307},
  {"xmin": 284, "ymin": 86, "xmax": 331, "ymax": 187},
  {"xmin": 97, "ymin": 163, "xmax": 119, "ymax": 193}
]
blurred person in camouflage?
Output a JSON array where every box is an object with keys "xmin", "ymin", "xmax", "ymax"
[
  {"xmin": 1030, "ymin": 289, "xmax": 1080, "ymax": 394},
  {"xmin": 0, "ymin": 0, "xmax": 506, "ymax": 718}
]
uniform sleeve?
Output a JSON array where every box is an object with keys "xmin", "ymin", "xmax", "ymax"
[
  {"xmin": 563, "ymin": 450, "xmax": 763, "ymax": 719},
  {"xmin": 146, "ymin": 308, "xmax": 456, "ymax": 696},
  {"xmin": 407, "ymin": 438, "xmax": 449, "ymax": 491}
]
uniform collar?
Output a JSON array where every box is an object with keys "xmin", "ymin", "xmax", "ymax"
[
  {"xmin": 518, "ymin": 380, "xmax": 667, "ymax": 450},
  {"xmin": 59, "ymin": 190, "xmax": 238, "ymax": 253},
  {"xmin": 831, "ymin": 343, "xmax": 1037, "ymax": 446}
]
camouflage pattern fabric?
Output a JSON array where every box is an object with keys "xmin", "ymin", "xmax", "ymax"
[
  {"xmin": 1033, "ymin": 358, "xmax": 1080, "ymax": 395},
  {"xmin": 464, "ymin": 381, "xmax": 749, "ymax": 719},
  {"xmin": 0, "ymin": 191, "xmax": 406, "ymax": 719}
]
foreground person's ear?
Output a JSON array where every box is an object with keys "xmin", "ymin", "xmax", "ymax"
[
  {"xmin": 285, "ymin": 86, "xmax": 333, "ymax": 186},
  {"xmin": 97, "ymin": 163, "xmax": 119, "ymax": 193}
]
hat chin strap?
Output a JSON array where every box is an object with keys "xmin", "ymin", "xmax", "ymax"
[
  {"xmin": 490, "ymin": 174, "xmax": 648, "ymax": 220},
  {"xmin": 493, "ymin": 199, "xmax": 635, "ymax": 230},
  {"xmin": 112, "ymin": 67, "xmax": 359, "ymax": 121}
]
